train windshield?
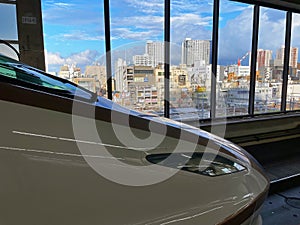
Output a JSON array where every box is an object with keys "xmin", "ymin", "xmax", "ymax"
[{"xmin": 0, "ymin": 55, "xmax": 97, "ymax": 102}]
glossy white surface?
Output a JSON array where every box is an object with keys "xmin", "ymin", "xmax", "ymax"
[{"xmin": 0, "ymin": 99, "xmax": 269, "ymax": 225}]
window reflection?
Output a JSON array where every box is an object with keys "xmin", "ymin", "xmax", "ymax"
[
  {"xmin": 169, "ymin": 0, "xmax": 213, "ymax": 121},
  {"xmin": 0, "ymin": 3, "xmax": 19, "ymax": 60},
  {"xmin": 110, "ymin": 0, "xmax": 164, "ymax": 113},
  {"xmin": 41, "ymin": 0, "xmax": 105, "ymax": 94},
  {"xmin": 255, "ymin": 7, "xmax": 286, "ymax": 114},
  {"xmin": 0, "ymin": 4, "xmax": 18, "ymax": 41},
  {"xmin": 0, "ymin": 44, "xmax": 19, "ymax": 60},
  {"xmin": 287, "ymin": 13, "xmax": 300, "ymax": 111},
  {"xmin": 21, "ymin": 0, "xmax": 300, "ymax": 120},
  {"xmin": 217, "ymin": 1, "xmax": 253, "ymax": 117}
]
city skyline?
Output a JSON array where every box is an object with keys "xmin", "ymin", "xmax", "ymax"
[
  {"xmin": 55, "ymin": 38, "xmax": 300, "ymax": 115},
  {"xmin": 56, "ymin": 40, "xmax": 298, "ymax": 75}
]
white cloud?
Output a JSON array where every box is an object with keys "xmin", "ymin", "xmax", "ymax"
[
  {"xmin": 218, "ymin": 6, "xmax": 289, "ymax": 64},
  {"xmin": 42, "ymin": 0, "xmax": 300, "ymax": 68},
  {"xmin": 112, "ymin": 27, "xmax": 161, "ymax": 41},
  {"xmin": 218, "ymin": 7, "xmax": 253, "ymax": 63},
  {"xmin": 46, "ymin": 50, "xmax": 100, "ymax": 72},
  {"xmin": 112, "ymin": 16, "xmax": 163, "ymax": 29},
  {"xmin": 291, "ymin": 14, "xmax": 300, "ymax": 46},
  {"xmin": 122, "ymin": 0, "xmax": 164, "ymax": 14},
  {"xmin": 170, "ymin": 14, "xmax": 213, "ymax": 44},
  {"xmin": 66, "ymin": 50, "xmax": 99, "ymax": 65},
  {"xmin": 55, "ymin": 31, "xmax": 104, "ymax": 41},
  {"xmin": 42, "ymin": 0, "xmax": 103, "ymax": 26},
  {"xmin": 111, "ymin": 13, "xmax": 212, "ymax": 43},
  {"xmin": 46, "ymin": 52, "xmax": 65, "ymax": 65},
  {"xmin": 171, "ymin": 13, "xmax": 211, "ymax": 26},
  {"xmin": 53, "ymin": 2, "xmax": 74, "ymax": 8},
  {"xmin": 292, "ymin": 14, "xmax": 300, "ymax": 27},
  {"xmin": 171, "ymin": 0, "xmax": 213, "ymax": 14}
]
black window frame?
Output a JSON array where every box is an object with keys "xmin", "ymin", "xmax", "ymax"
[
  {"xmin": 102, "ymin": 0, "xmax": 298, "ymax": 121},
  {"xmin": 0, "ymin": 1, "xmax": 19, "ymax": 60},
  {"xmin": 2, "ymin": 0, "xmax": 298, "ymax": 122}
]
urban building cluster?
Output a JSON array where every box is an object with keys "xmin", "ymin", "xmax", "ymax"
[
  {"xmin": 58, "ymin": 63, "xmax": 107, "ymax": 96},
  {"xmin": 57, "ymin": 38, "xmax": 300, "ymax": 119}
]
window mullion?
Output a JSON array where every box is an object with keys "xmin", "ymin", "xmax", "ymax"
[
  {"xmin": 281, "ymin": 11, "xmax": 292, "ymax": 112},
  {"xmin": 164, "ymin": 0, "xmax": 171, "ymax": 118},
  {"xmin": 248, "ymin": 4, "xmax": 260, "ymax": 115},
  {"xmin": 210, "ymin": 0, "xmax": 220, "ymax": 119},
  {"xmin": 104, "ymin": 0, "xmax": 112, "ymax": 100}
]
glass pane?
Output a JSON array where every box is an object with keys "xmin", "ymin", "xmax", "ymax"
[
  {"xmin": 287, "ymin": 13, "xmax": 300, "ymax": 111},
  {"xmin": 255, "ymin": 8, "xmax": 286, "ymax": 114},
  {"xmin": 169, "ymin": 0, "xmax": 213, "ymax": 122},
  {"xmin": 42, "ymin": 0, "xmax": 105, "ymax": 94},
  {"xmin": 0, "ymin": 54, "xmax": 94, "ymax": 100},
  {"xmin": 218, "ymin": 1, "xmax": 253, "ymax": 117},
  {"xmin": 0, "ymin": 3, "xmax": 18, "ymax": 41},
  {"xmin": 110, "ymin": 0, "xmax": 164, "ymax": 112}
]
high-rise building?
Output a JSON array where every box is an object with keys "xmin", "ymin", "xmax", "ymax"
[
  {"xmin": 257, "ymin": 49, "xmax": 273, "ymax": 69},
  {"xmin": 133, "ymin": 54, "xmax": 154, "ymax": 66},
  {"xmin": 146, "ymin": 41, "xmax": 164, "ymax": 67},
  {"xmin": 276, "ymin": 45, "xmax": 285, "ymax": 66},
  {"xmin": 290, "ymin": 47, "xmax": 298, "ymax": 69},
  {"xmin": 276, "ymin": 46, "xmax": 298, "ymax": 68},
  {"xmin": 85, "ymin": 64, "xmax": 107, "ymax": 94},
  {"xmin": 114, "ymin": 58, "xmax": 127, "ymax": 92},
  {"xmin": 181, "ymin": 38, "xmax": 210, "ymax": 67}
]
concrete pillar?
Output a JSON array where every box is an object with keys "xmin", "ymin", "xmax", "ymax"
[{"xmin": 16, "ymin": 0, "xmax": 45, "ymax": 71}]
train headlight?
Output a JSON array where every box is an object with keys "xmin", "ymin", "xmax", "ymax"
[{"xmin": 146, "ymin": 152, "xmax": 246, "ymax": 177}]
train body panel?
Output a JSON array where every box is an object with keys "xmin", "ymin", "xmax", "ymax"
[{"xmin": 0, "ymin": 54, "xmax": 269, "ymax": 225}]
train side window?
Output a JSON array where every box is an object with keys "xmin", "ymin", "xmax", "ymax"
[
  {"xmin": 0, "ymin": 64, "xmax": 17, "ymax": 79},
  {"xmin": 0, "ymin": 55, "xmax": 97, "ymax": 102}
]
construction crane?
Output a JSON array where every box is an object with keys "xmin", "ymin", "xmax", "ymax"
[{"xmin": 237, "ymin": 51, "xmax": 250, "ymax": 66}]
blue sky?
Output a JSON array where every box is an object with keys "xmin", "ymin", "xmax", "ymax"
[
  {"xmin": 42, "ymin": 0, "xmax": 255, "ymax": 72},
  {"xmin": 1, "ymin": 0, "xmax": 299, "ymax": 72}
]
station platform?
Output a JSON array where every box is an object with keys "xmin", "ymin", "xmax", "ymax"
[
  {"xmin": 241, "ymin": 136, "xmax": 300, "ymax": 224},
  {"xmin": 262, "ymin": 184, "xmax": 300, "ymax": 225}
]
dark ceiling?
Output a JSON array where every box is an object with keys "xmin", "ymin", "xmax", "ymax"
[{"xmin": 233, "ymin": 0, "xmax": 300, "ymax": 13}]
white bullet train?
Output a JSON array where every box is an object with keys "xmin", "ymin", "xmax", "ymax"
[{"xmin": 0, "ymin": 54, "xmax": 269, "ymax": 225}]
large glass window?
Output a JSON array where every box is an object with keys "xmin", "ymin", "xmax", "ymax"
[
  {"xmin": 217, "ymin": 1, "xmax": 253, "ymax": 117},
  {"xmin": 41, "ymin": 0, "xmax": 105, "ymax": 94},
  {"xmin": 0, "ymin": 55, "xmax": 95, "ymax": 101},
  {"xmin": 255, "ymin": 8, "xmax": 286, "ymax": 114},
  {"xmin": 39, "ymin": 0, "xmax": 300, "ymax": 121},
  {"xmin": 0, "ymin": 3, "xmax": 18, "ymax": 59},
  {"xmin": 110, "ymin": 0, "xmax": 164, "ymax": 113},
  {"xmin": 287, "ymin": 13, "xmax": 300, "ymax": 111},
  {"xmin": 169, "ymin": 0, "xmax": 213, "ymax": 121},
  {"xmin": 0, "ymin": 3, "xmax": 18, "ymax": 41}
]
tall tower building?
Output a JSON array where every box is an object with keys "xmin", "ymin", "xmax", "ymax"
[
  {"xmin": 146, "ymin": 41, "xmax": 164, "ymax": 67},
  {"xmin": 114, "ymin": 58, "xmax": 127, "ymax": 92},
  {"xmin": 181, "ymin": 38, "xmax": 210, "ymax": 67},
  {"xmin": 276, "ymin": 45, "xmax": 285, "ymax": 66},
  {"xmin": 276, "ymin": 46, "xmax": 298, "ymax": 68},
  {"xmin": 257, "ymin": 49, "xmax": 273, "ymax": 69},
  {"xmin": 290, "ymin": 47, "xmax": 298, "ymax": 68}
]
